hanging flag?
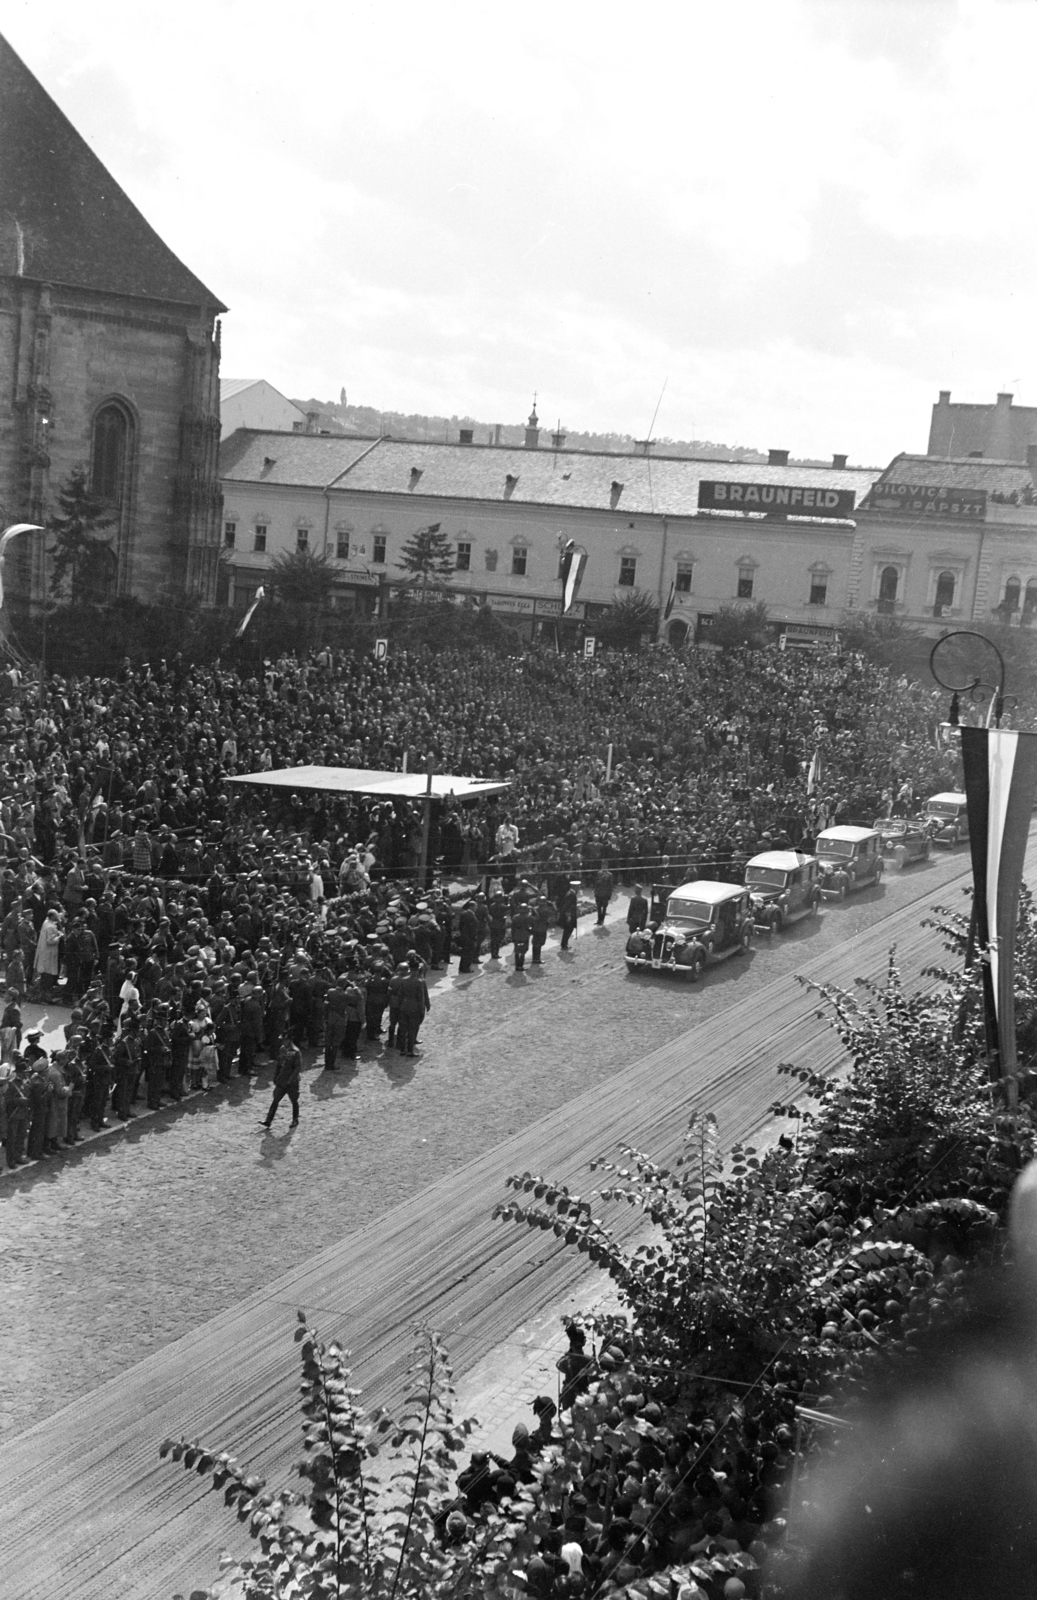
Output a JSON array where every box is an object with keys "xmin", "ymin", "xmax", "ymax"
[
  {"xmin": 960, "ymin": 726, "xmax": 1037, "ymax": 1077},
  {"xmin": 560, "ymin": 540, "xmax": 586, "ymax": 613},
  {"xmin": 807, "ymin": 749, "xmax": 822, "ymax": 795},
  {"xmin": 0, "ymin": 523, "xmax": 43, "ymax": 609},
  {"xmin": 234, "ymin": 584, "xmax": 265, "ymax": 638},
  {"xmin": 663, "ymin": 580, "xmax": 676, "ymax": 621}
]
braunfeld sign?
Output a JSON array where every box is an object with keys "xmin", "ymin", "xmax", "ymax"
[{"xmin": 698, "ymin": 481, "xmax": 857, "ymax": 517}]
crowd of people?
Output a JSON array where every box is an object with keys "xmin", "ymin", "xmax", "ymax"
[{"xmin": 0, "ymin": 636, "xmax": 961, "ymax": 1171}]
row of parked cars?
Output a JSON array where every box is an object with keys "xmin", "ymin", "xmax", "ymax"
[{"xmin": 624, "ymin": 791, "xmax": 969, "ymax": 980}]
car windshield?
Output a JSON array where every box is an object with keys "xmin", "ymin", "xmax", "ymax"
[
  {"xmin": 818, "ymin": 839, "xmax": 855, "ymax": 858},
  {"xmin": 666, "ymin": 898, "xmax": 715, "ymax": 924},
  {"xmin": 876, "ymin": 819, "xmax": 907, "ymax": 833},
  {"xmin": 927, "ymin": 803, "xmax": 961, "ymax": 819},
  {"xmin": 746, "ymin": 867, "xmax": 787, "ymax": 889}
]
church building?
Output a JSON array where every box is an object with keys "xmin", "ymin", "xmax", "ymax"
[{"xmin": 0, "ymin": 35, "xmax": 225, "ymax": 606}]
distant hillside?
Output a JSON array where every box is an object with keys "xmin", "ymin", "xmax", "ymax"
[{"xmin": 290, "ymin": 396, "xmax": 773, "ymax": 462}]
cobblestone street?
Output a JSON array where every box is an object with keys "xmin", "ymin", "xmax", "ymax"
[{"xmin": 1, "ymin": 854, "xmax": 974, "ymax": 1443}]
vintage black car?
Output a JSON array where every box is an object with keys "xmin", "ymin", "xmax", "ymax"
[
  {"xmin": 873, "ymin": 816, "xmax": 932, "ymax": 868},
  {"xmin": 744, "ymin": 850, "xmax": 821, "ymax": 932},
  {"xmin": 816, "ymin": 826, "xmax": 884, "ymax": 897},
  {"xmin": 626, "ymin": 881, "xmax": 753, "ymax": 978},
  {"xmin": 925, "ymin": 791, "xmax": 969, "ymax": 846}
]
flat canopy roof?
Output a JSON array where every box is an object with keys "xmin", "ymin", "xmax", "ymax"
[{"xmin": 227, "ymin": 764, "xmax": 510, "ymax": 800}]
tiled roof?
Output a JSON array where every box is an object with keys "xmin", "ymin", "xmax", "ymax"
[
  {"xmin": 220, "ymin": 378, "xmax": 262, "ymax": 401},
  {"xmin": 870, "ymin": 452, "xmax": 1034, "ymax": 496},
  {"xmin": 0, "ymin": 35, "xmax": 225, "ymax": 310},
  {"xmin": 219, "ymin": 430, "xmax": 381, "ymax": 487},
  {"xmin": 225, "ymin": 435, "xmax": 882, "ymax": 516}
]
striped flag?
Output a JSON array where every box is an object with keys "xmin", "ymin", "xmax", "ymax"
[
  {"xmin": 806, "ymin": 748, "xmax": 822, "ymax": 795},
  {"xmin": 663, "ymin": 579, "xmax": 676, "ymax": 621},
  {"xmin": 960, "ymin": 727, "xmax": 1037, "ymax": 1076},
  {"xmin": 559, "ymin": 540, "xmax": 585, "ymax": 613},
  {"xmin": 234, "ymin": 585, "xmax": 265, "ymax": 639}
]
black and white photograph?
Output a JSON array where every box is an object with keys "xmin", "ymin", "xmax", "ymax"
[{"xmin": 4, "ymin": 3, "xmax": 1037, "ymax": 1597}]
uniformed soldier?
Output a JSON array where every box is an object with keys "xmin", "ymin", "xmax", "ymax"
[
  {"xmin": 510, "ymin": 903, "xmax": 532, "ymax": 972},
  {"xmin": 530, "ymin": 897, "xmax": 552, "ymax": 965},
  {"xmin": 626, "ymin": 884, "xmax": 649, "ymax": 933},
  {"xmin": 559, "ymin": 882, "xmax": 579, "ymax": 952},
  {"xmin": 143, "ymin": 1004, "xmax": 172, "ymax": 1110},
  {"xmin": 487, "ymin": 894, "xmax": 508, "ymax": 962},
  {"xmin": 457, "ymin": 900, "xmax": 480, "ymax": 973}
]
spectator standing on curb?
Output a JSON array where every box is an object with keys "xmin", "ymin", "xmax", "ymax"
[
  {"xmin": 496, "ymin": 815, "xmax": 519, "ymax": 893},
  {"xmin": 457, "ymin": 900, "xmax": 480, "ymax": 973},
  {"xmin": 342, "ymin": 971, "xmax": 365, "ymax": 1063},
  {"xmin": 261, "ymin": 1038, "xmax": 301, "ymax": 1129},
  {"xmin": 4, "ymin": 1062, "xmax": 29, "ymax": 1166}
]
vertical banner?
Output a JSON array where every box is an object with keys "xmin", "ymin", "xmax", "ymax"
[
  {"xmin": 960, "ymin": 727, "xmax": 1037, "ymax": 1078},
  {"xmin": 560, "ymin": 539, "xmax": 586, "ymax": 614}
]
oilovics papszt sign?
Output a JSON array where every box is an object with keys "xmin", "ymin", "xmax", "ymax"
[
  {"xmin": 865, "ymin": 482, "xmax": 987, "ymax": 519},
  {"xmin": 698, "ymin": 481, "xmax": 857, "ymax": 517}
]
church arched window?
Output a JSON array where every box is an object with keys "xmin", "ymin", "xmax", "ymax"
[{"xmin": 91, "ymin": 402, "xmax": 133, "ymax": 506}]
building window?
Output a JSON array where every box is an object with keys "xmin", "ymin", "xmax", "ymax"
[
  {"xmin": 809, "ymin": 579, "xmax": 827, "ymax": 606},
  {"xmin": 512, "ymin": 547, "xmax": 528, "ymax": 577},
  {"xmin": 675, "ymin": 564, "xmax": 693, "ymax": 593},
  {"xmin": 336, "ymin": 532, "xmax": 351, "ymax": 560},
  {"xmin": 878, "ymin": 564, "xmax": 899, "ymax": 610},
  {"xmin": 224, "ymin": 521, "xmax": 237, "ymax": 548},
  {"xmin": 1004, "ymin": 576, "xmax": 1021, "ymax": 612},
  {"xmin": 618, "ymin": 556, "xmax": 637, "ymax": 587},
  {"xmin": 737, "ymin": 566, "xmax": 754, "ymax": 600},
  {"xmin": 254, "ymin": 526, "xmax": 267, "ymax": 553},
  {"xmin": 91, "ymin": 402, "xmax": 132, "ymax": 506},
  {"xmin": 372, "ymin": 534, "xmax": 387, "ymax": 565},
  {"xmin": 934, "ymin": 570, "xmax": 956, "ymax": 615},
  {"xmin": 456, "ymin": 541, "xmax": 472, "ymax": 572},
  {"xmin": 1025, "ymin": 580, "xmax": 1037, "ymax": 617},
  {"xmin": 297, "ymin": 527, "xmax": 309, "ymax": 552}
]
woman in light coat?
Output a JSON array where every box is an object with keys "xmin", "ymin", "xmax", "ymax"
[{"xmin": 34, "ymin": 911, "xmax": 62, "ymax": 994}]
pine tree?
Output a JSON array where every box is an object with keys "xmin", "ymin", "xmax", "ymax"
[
  {"xmin": 396, "ymin": 524, "xmax": 455, "ymax": 601},
  {"xmin": 47, "ymin": 465, "xmax": 117, "ymax": 602}
]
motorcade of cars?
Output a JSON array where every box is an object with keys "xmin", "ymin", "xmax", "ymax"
[
  {"xmin": 743, "ymin": 850, "xmax": 821, "ymax": 933},
  {"xmin": 873, "ymin": 816, "xmax": 932, "ymax": 869},
  {"xmin": 625, "ymin": 880, "xmax": 753, "ymax": 978},
  {"xmin": 925, "ymin": 791, "xmax": 969, "ymax": 846},
  {"xmin": 815, "ymin": 825, "xmax": 884, "ymax": 898}
]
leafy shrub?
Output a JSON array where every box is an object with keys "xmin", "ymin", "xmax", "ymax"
[{"xmin": 161, "ymin": 1314, "xmax": 528, "ymax": 1599}]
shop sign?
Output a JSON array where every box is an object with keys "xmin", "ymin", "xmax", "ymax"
[
  {"xmin": 866, "ymin": 482, "xmax": 986, "ymax": 520},
  {"xmin": 698, "ymin": 480, "xmax": 856, "ymax": 517},
  {"xmin": 335, "ymin": 568, "xmax": 380, "ymax": 586},
  {"xmin": 486, "ymin": 594, "xmax": 535, "ymax": 615},
  {"xmin": 534, "ymin": 597, "xmax": 586, "ymax": 618}
]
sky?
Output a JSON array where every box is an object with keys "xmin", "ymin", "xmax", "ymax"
[{"xmin": 3, "ymin": 0, "xmax": 1036, "ymax": 465}]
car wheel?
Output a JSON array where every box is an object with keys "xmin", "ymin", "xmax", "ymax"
[
  {"xmin": 689, "ymin": 950, "xmax": 705, "ymax": 980},
  {"xmin": 738, "ymin": 924, "xmax": 751, "ymax": 952}
]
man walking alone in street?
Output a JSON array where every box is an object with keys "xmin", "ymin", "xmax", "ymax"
[{"xmin": 262, "ymin": 1038, "xmax": 301, "ymax": 1130}]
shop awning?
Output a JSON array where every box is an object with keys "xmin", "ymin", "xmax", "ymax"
[{"xmin": 227, "ymin": 764, "xmax": 510, "ymax": 800}]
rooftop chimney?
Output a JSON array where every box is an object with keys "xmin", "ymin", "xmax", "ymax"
[
  {"xmin": 938, "ymin": 390, "xmax": 951, "ymax": 404},
  {"xmin": 989, "ymin": 391, "xmax": 1015, "ymax": 459},
  {"xmin": 832, "ymin": 453, "xmax": 848, "ymax": 470},
  {"xmin": 1026, "ymin": 444, "xmax": 1037, "ymax": 470},
  {"xmin": 524, "ymin": 398, "xmax": 540, "ymax": 449},
  {"xmin": 610, "ymin": 481, "xmax": 624, "ymax": 508},
  {"xmin": 968, "ymin": 451, "xmax": 984, "ymax": 459},
  {"xmin": 551, "ymin": 425, "xmax": 566, "ymax": 450},
  {"xmin": 458, "ymin": 428, "xmax": 474, "ymax": 446},
  {"xmin": 305, "ymin": 410, "xmax": 320, "ymax": 434},
  {"xmin": 768, "ymin": 448, "xmax": 789, "ymax": 467},
  {"xmin": 633, "ymin": 439, "xmax": 653, "ymax": 456}
]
